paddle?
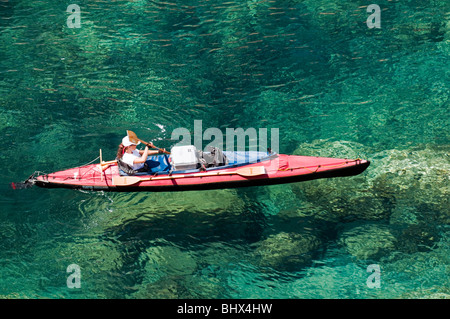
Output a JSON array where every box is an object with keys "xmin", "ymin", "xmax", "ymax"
[
  {"xmin": 112, "ymin": 166, "xmax": 266, "ymax": 186},
  {"xmin": 127, "ymin": 130, "xmax": 170, "ymax": 154}
]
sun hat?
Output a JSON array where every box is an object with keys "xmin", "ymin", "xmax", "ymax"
[{"xmin": 122, "ymin": 136, "xmax": 140, "ymax": 147}]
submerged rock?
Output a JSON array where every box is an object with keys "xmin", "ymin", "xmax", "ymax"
[
  {"xmin": 395, "ymin": 224, "xmax": 440, "ymax": 254},
  {"xmin": 143, "ymin": 245, "xmax": 197, "ymax": 278},
  {"xmin": 291, "ymin": 141, "xmax": 448, "ymax": 264},
  {"xmin": 369, "ymin": 145, "xmax": 449, "ymax": 225},
  {"xmin": 130, "ymin": 245, "xmax": 198, "ymax": 298},
  {"xmin": 291, "ymin": 141, "xmax": 449, "ymax": 226},
  {"xmin": 338, "ymin": 224, "xmax": 397, "ymax": 260},
  {"xmin": 402, "ymin": 290, "xmax": 450, "ymax": 299},
  {"xmin": 254, "ymin": 231, "xmax": 322, "ymax": 271},
  {"xmin": 291, "ymin": 140, "xmax": 393, "ymax": 222},
  {"xmin": 132, "ymin": 277, "xmax": 181, "ymax": 299}
]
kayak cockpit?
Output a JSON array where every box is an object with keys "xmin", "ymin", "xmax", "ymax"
[{"xmin": 118, "ymin": 150, "xmax": 277, "ymax": 176}]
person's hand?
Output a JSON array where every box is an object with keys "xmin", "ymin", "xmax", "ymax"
[{"xmin": 147, "ymin": 142, "xmax": 155, "ymax": 148}]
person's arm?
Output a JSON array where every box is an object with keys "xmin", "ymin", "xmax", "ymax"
[
  {"xmin": 138, "ymin": 149, "xmax": 160, "ymax": 156},
  {"xmin": 134, "ymin": 146, "xmax": 149, "ymax": 164},
  {"xmin": 139, "ymin": 142, "xmax": 165, "ymax": 156}
]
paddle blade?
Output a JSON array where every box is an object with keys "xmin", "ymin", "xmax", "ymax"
[
  {"xmin": 112, "ymin": 176, "xmax": 142, "ymax": 186},
  {"xmin": 127, "ymin": 130, "xmax": 171, "ymax": 155},
  {"xmin": 127, "ymin": 130, "xmax": 140, "ymax": 144},
  {"xmin": 236, "ymin": 166, "xmax": 266, "ymax": 177}
]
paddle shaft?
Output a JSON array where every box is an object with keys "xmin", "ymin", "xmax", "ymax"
[{"xmin": 140, "ymin": 139, "xmax": 170, "ymax": 155}]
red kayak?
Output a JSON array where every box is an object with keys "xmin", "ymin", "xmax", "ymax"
[{"xmin": 27, "ymin": 151, "xmax": 370, "ymax": 192}]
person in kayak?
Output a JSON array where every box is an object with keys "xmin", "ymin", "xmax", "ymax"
[{"xmin": 117, "ymin": 136, "xmax": 161, "ymax": 172}]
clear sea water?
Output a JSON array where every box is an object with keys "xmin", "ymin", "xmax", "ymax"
[{"xmin": 0, "ymin": 0, "xmax": 449, "ymax": 299}]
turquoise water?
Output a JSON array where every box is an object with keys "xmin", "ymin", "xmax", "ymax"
[{"xmin": 1, "ymin": 0, "xmax": 449, "ymax": 299}]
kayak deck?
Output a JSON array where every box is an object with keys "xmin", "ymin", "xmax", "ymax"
[{"xmin": 33, "ymin": 153, "xmax": 370, "ymax": 192}]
